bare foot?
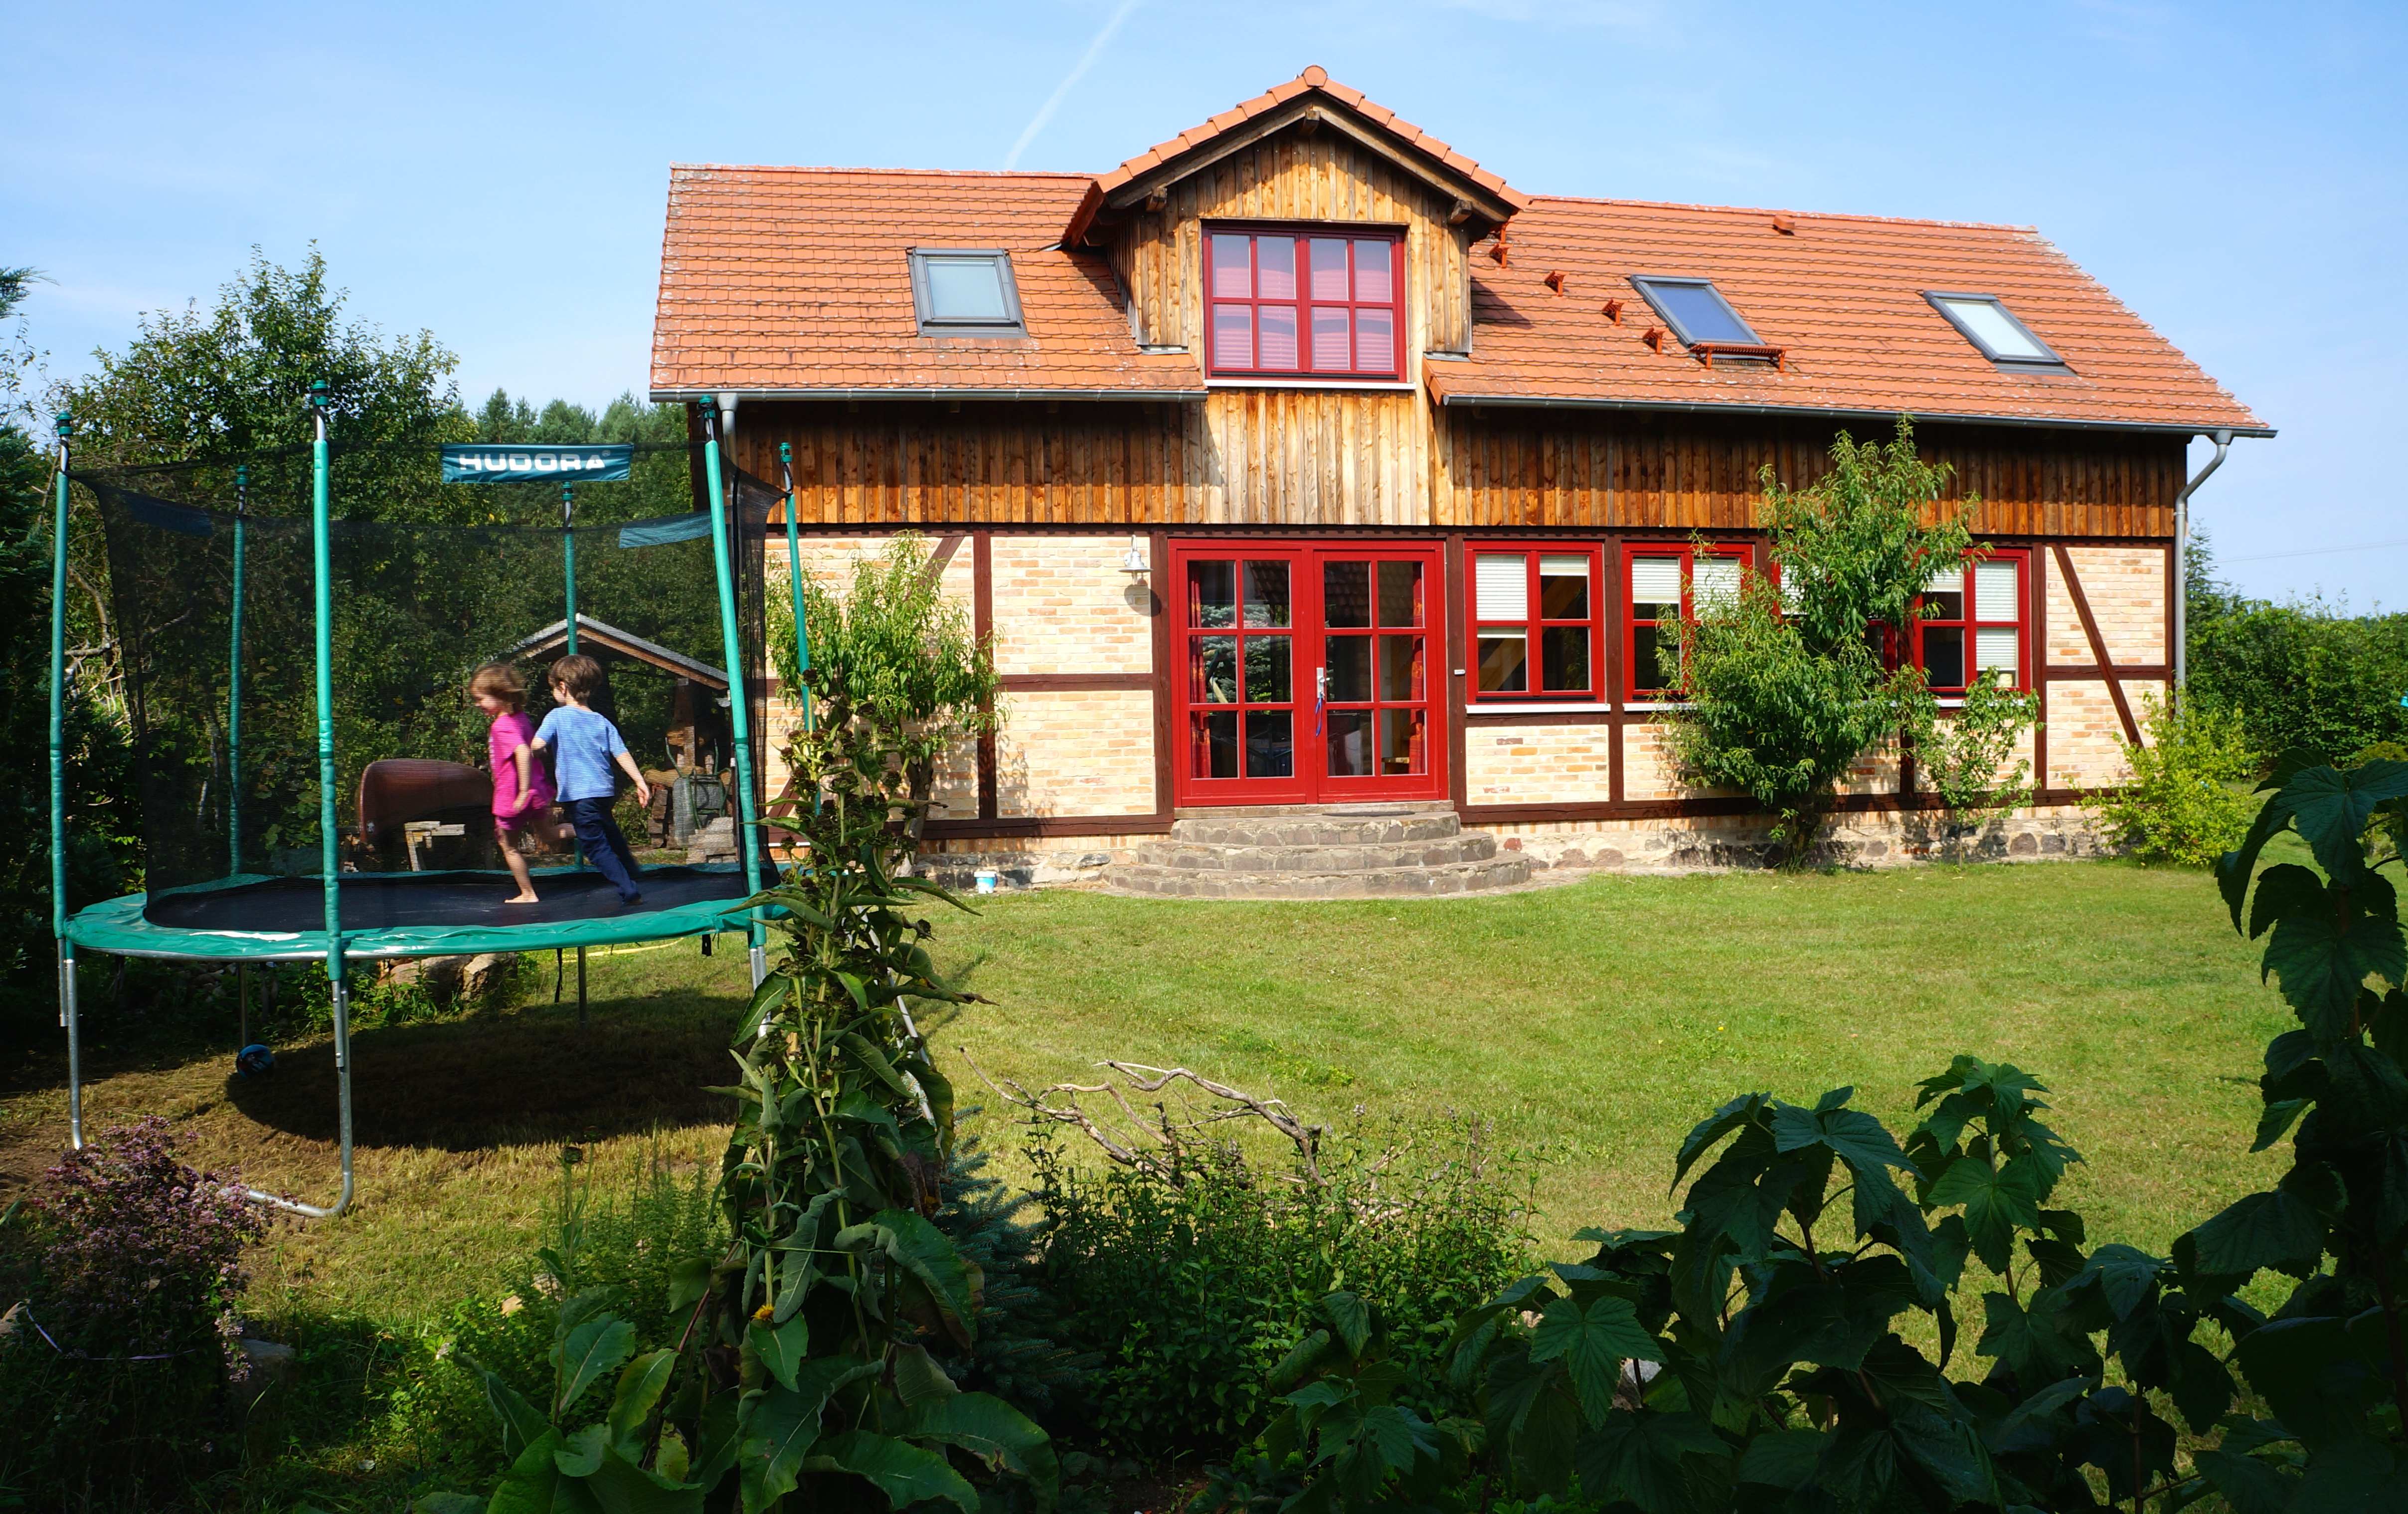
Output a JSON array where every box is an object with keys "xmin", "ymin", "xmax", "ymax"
[{"xmin": 505, "ymin": 893, "xmax": 540, "ymax": 905}]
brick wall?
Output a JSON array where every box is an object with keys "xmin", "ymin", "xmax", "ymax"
[
  {"xmin": 2047, "ymin": 545, "xmax": 2168, "ymax": 667},
  {"xmin": 991, "ymin": 537, "xmax": 1153, "ymax": 675},
  {"xmin": 1463, "ymin": 724, "xmax": 1613, "ymax": 804},
  {"xmin": 2046, "ymin": 678, "xmax": 2165, "ymax": 788},
  {"xmin": 996, "ymin": 689, "xmax": 1157, "ymax": 816}
]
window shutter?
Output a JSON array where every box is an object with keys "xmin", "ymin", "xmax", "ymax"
[
  {"xmin": 1475, "ymin": 554, "xmax": 1528, "ymax": 620},
  {"xmin": 1693, "ymin": 557, "xmax": 1742, "ymax": 609},
  {"xmin": 1974, "ymin": 560, "xmax": 2019, "ymax": 621},
  {"xmin": 1540, "ymin": 553, "xmax": 1587, "ymax": 580},
  {"xmin": 1630, "ymin": 556, "xmax": 1683, "ymax": 604},
  {"xmin": 1976, "ymin": 628, "xmax": 2020, "ymax": 674},
  {"xmin": 1925, "ymin": 564, "xmax": 1963, "ymax": 594}
]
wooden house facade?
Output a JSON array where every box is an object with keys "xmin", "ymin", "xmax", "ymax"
[{"xmin": 651, "ymin": 68, "xmax": 2266, "ymax": 879}]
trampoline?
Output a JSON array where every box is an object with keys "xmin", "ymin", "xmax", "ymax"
[{"xmin": 42, "ymin": 389, "xmax": 805, "ymax": 1218}]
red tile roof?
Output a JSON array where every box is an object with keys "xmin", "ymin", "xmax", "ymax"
[
  {"xmin": 1430, "ymin": 196, "xmax": 2265, "ymax": 434},
  {"xmin": 651, "ymin": 165, "xmax": 1205, "ymax": 398}
]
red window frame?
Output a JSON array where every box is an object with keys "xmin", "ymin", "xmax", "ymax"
[
  {"xmin": 1622, "ymin": 541, "xmax": 1757, "ymax": 700},
  {"xmin": 1909, "ymin": 549, "xmax": 2031, "ymax": 693},
  {"xmin": 1204, "ymin": 222, "xmax": 1407, "ymax": 381},
  {"xmin": 1466, "ymin": 544, "xmax": 1604, "ymax": 702}
]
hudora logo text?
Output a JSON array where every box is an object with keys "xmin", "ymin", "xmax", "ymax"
[{"xmin": 451, "ymin": 450, "xmax": 619, "ymax": 474}]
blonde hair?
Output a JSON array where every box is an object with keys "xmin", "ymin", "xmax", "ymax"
[
  {"xmin": 549, "ymin": 653, "xmax": 605, "ymax": 701},
  {"xmin": 470, "ymin": 661, "xmax": 525, "ymax": 711}
]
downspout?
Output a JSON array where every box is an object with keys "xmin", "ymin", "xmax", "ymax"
[{"xmin": 2173, "ymin": 428, "xmax": 2234, "ymax": 693}]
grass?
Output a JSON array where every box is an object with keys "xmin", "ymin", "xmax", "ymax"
[{"xmin": 0, "ymin": 857, "xmax": 2289, "ymax": 1334}]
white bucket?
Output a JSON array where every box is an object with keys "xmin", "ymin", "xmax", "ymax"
[{"xmin": 974, "ymin": 868, "xmax": 998, "ymax": 895}]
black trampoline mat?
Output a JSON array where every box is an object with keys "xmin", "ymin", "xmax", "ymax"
[{"xmin": 144, "ymin": 866, "xmax": 751, "ymax": 934}]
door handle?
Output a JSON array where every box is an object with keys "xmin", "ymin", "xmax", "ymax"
[{"xmin": 1315, "ymin": 666, "xmax": 1326, "ymax": 735}]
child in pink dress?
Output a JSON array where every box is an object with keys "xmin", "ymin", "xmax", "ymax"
[{"xmin": 472, "ymin": 663, "xmax": 555, "ymax": 904}]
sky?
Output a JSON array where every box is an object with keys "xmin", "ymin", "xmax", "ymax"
[{"xmin": 6, "ymin": 0, "xmax": 2402, "ymax": 606}]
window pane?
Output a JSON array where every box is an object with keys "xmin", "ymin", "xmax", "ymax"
[
  {"xmin": 1539, "ymin": 555, "xmax": 1588, "ymax": 618},
  {"xmin": 1630, "ymin": 555, "xmax": 1683, "ymax": 612},
  {"xmin": 1258, "ymin": 304, "xmax": 1298, "ymax": 369},
  {"xmin": 1243, "ymin": 561, "xmax": 1291, "ymax": 626},
  {"xmin": 1354, "ymin": 239, "xmax": 1392, "ymax": 303},
  {"xmin": 1976, "ymin": 627, "xmax": 2020, "ymax": 674},
  {"xmin": 1211, "ymin": 304, "xmax": 1252, "ymax": 369},
  {"xmin": 1246, "ymin": 710, "xmax": 1293, "ymax": 778},
  {"xmin": 1310, "ymin": 306, "xmax": 1351, "ymax": 371},
  {"xmin": 1924, "ymin": 564, "xmax": 1963, "ymax": 594},
  {"xmin": 1246, "ymin": 635, "xmax": 1291, "ymax": 704},
  {"xmin": 1210, "ymin": 235, "xmax": 1253, "ymax": 299},
  {"xmin": 1377, "ymin": 560, "xmax": 1422, "ymax": 627},
  {"xmin": 1190, "ymin": 560, "xmax": 1235, "ymax": 627},
  {"xmin": 1326, "ymin": 635, "xmax": 1372, "ymax": 702},
  {"xmin": 1937, "ymin": 296, "xmax": 2050, "ymax": 360},
  {"xmin": 1327, "ymin": 709, "xmax": 1372, "ymax": 777},
  {"xmin": 1193, "ymin": 636, "xmax": 1237, "ymax": 703},
  {"xmin": 1196, "ymin": 710, "xmax": 1238, "ymax": 777},
  {"xmin": 1378, "ymin": 634, "xmax": 1421, "ymax": 702},
  {"xmin": 1377, "ymin": 708, "xmax": 1423, "ymax": 775},
  {"xmin": 1974, "ymin": 560, "xmax": 2019, "ymax": 621},
  {"xmin": 921, "ymin": 256, "xmax": 1010, "ymax": 320},
  {"xmin": 1924, "ymin": 626, "xmax": 1967, "ymax": 689},
  {"xmin": 1476, "ymin": 553, "xmax": 1529, "ymax": 621},
  {"xmin": 1642, "ymin": 280, "xmax": 1757, "ymax": 343},
  {"xmin": 1310, "ymin": 238, "xmax": 1350, "ymax": 301},
  {"xmin": 1632, "ymin": 627, "xmax": 1670, "ymax": 692},
  {"xmin": 1355, "ymin": 306, "xmax": 1393, "ymax": 374},
  {"xmin": 1323, "ymin": 561, "xmax": 1370, "ymax": 627},
  {"xmin": 1923, "ymin": 589, "xmax": 1964, "ymax": 620},
  {"xmin": 1692, "ymin": 557, "xmax": 1742, "ymax": 610},
  {"xmin": 1256, "ymin": 237, "xmax": 1296, "ymax": 300},
  {"xmin": 1541, "ymin": 625, "xmax": 1589, "ymax": 692},
  {"xmin": 1477, "ymin": 632, "xmax": 1528, "ymax": 693}
]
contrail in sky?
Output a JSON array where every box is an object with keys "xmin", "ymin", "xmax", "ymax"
[{"xmin": 1003, "ymin": 0, "xmax": 1140, "ymax": 170}]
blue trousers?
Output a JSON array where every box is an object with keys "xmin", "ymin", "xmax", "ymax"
[{"xmin": 566, "ymin": 796, "xmax": 643, "ymax": 903}]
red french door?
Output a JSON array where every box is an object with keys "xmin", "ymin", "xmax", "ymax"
[{"xmin": 1170, "ymin": 541, "xmax": 1445, "ymax": 806}]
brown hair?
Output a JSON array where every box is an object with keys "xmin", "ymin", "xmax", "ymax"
[
  {"xmin": 470, "ymin": 661, "xmax": 525, "ymax": 711},
  {"xmin": 549, "ymin": 653, "xmax": 605, "ymax": 701}
]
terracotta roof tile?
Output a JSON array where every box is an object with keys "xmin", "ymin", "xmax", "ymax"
[
  {"xmin": 1428, "ymin": 196, "xmax": 2264, "ymax": 433},
  {"xmin": 650, "ymin": 165, "xmax": 1203, "ymax": 397}
]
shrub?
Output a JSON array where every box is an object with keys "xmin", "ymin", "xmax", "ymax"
[
  {"xmin": 2088, "ymin": 692, "xmax": 2260, "ymax": 865},
  {"xmin": 0, "ymin": 1117, "xmax": 266, "ymax": 1506},
  {"xmin": 1031, "ymin": 1109, "xmax": 1534, "ymax": 1460},
  {"xmin": 2189, "ymin": 589, "xmax": 2408, "ymax": 761}
]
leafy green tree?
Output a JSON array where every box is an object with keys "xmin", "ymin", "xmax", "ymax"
[
  {"xmin": 2088, "ymin": 693, "xmax": 2261, "ymax": 865},
  {"xmin": 1668, "ymin": 419, "xmax": 2031, "ymax": 860}
]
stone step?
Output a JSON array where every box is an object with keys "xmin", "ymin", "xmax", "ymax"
[
  {"xmin": 1171, "ymin": 808, "xmax": 1464, "ymax": 848},
  {"xmin": 1129, "ymin": 833, "xmax": 1498, "ymax": 872},
  {"xmin": 1108, "ymin": 854, "xmax": 1533, "ymax": 901}
]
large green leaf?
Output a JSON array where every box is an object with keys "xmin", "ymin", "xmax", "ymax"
[
  {"xmin": 1926, "ymin": 1156, "xmax": 2046, "ymax": 1274},
  {"xmin": 1977, "ymin": 1289, "xmax": 2100, "ymax": 1383},
  {"xmin": 579, "ymin": 1446, "xmax": 707, "ymax": 1514},
  {"xmin": 1528, "ymin": 1295, "xmax": 1660, "ymax": 1425},
  {"xmin": 1671, "ymin": 1094, "xmax": 1767, "ymax": 1189},
  {"xmin": 804, "ymin": 1429, "xmax": 980, "ymax": 1514},
  {"xmin": 554, "ymin": 1315, "xmax": 637, "ymax": 1420},
  {"xmin": 606, "ymin": 1350, "xmax": 678, "ymax": 1460},
  {"xmin": 890, "ymin": 1341, "xmax": 960, "ymax": 1406},
  {"xmin": 2280, "ymin": 760, "xmax": 2408, "ymax": 882},
  {"xmin": 2185, "ymin": 1188, "xmax": 2325, "ymax": 1280},
  {"xmin": 901, "ymin": 1390, "xmax": 1059, "ymax": 1503},
  {"xmin": 2194, "ymin": 1449, "xmax": 2301, "ymax": 1514},
  {"xmin": 746, "ymin": 1314, "xmax": 811, "ymax": 1394},
  {"xmin": 487, "ymin": 1429, "xmax": 605, "ymax": 1514},
  {"xmin": 1573, "ymin": 1410, "xmax": 1726, "ymax": 1514},
  {"xmin": 833, "ymin": 1209, "xmax": 978, "ymax": 1347},
  {"xmin": 2262, "ymin": 870, "xmax": 2405, "ymax": 1041},
  {"xmin": 468, "ymin": 1355, "xmax": 556, "ymax": 1460},
  {"xmin": 738, "ymin": 1357, "xmax": 877, "ymax": 1512},
  {"xmin": 1321, "ymin": 1291, "xmax": 1372, "ymax": 1359}
]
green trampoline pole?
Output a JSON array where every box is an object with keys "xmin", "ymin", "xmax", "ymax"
[
  {"xmin": 699, "ymin": 401, "xmax": 766, "ymax": 984},
  {"xmin": 261, "ymin": 380, "xmax": 352, "ymax": 1220},
  {"xmin": 778, "ymin": 443, "xmax": 812, "ymax": 736},
  {"xmin": 48, "ymin": 415, "xmax": 80, "ymax": 1150},
  {"xmin": 561, "ymin": 481, "xmax": 578, "ymax": 654},
  {"xmin": 227, "ymin": 465, "xmax": 248, "ymax": 875}
]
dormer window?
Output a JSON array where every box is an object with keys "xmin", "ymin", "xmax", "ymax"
[
  {"xmin": 909, "ymin": 249, "xmax": 1026, "ymax": 337},
  {"xmin": 1205, "ymin": 225, "xmax": 1405, "ymax": 381},
  {"xmin": 1924, "ymin": 292, "xmax": 2064, "ymax": 369}
]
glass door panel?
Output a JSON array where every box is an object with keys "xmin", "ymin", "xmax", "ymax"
[
  {"xmin": 1318, "ymin": 551, "xmax": 1432, "ymax": 797},
  {"xmin": 1178, "ymin": 551, "xmax": 1303, "ymax": 800}
]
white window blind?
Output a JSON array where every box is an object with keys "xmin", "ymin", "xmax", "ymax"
[
  {"xmin": 1630, "ymin": 556, "xmax": 1684, "ymax": 604},
  {"xmin": 1974, "ymin": 560, "xmax": 2019, "ymax": 621},
  {"xmin": 1976, "ymin": 627, "xmax": 2020, "ymax": 673},
  {"xmin": 1540, "ymin": 554, "xmax": 1586, "ymax": 579},
  {"xmin": 1474, "ymin": 554, "xmax": 1527, "ymax": 620},
  {"xmin": 1693, "ymin": 557, "xmax": 1742, "ymax": 609},
  {"xmin": 1925, "ymin": 564, "xmax": 1963, "ymax": 594}
]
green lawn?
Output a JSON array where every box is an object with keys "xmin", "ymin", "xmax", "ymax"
[{"xmin": 0, "ymin": 859, "xmax": 2290, "ymax": 1332}]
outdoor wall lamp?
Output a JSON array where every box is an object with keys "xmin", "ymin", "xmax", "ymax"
[{"xmin": 1121, "ymin": 534, "xmax": 1150, "ymax": 577}]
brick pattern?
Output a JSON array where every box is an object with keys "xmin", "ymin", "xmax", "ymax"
[
  {"xmin": 1471, "ymin": 802, "xmax": 2111, "ymax": 871},
  {"xmin": 2045, "ymin": 678, "xmax": 2166, "ymax": 788},
  {"xmin": 1464, "ymin": 725, "xmax": 1613, "ymax": 804},
  {"xmin": 995, "ymin": 689, "xmax": 1157, "ymax": 816},
  {"xmin": 991, "ymin": 537, "xmax": 1154, "ymax": 674},
  {"xmin": 2049, "ymin": 546, "xmax": 2168, "ymax": 666}
]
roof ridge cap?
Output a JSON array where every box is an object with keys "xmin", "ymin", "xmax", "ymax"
[
  {"xmin": 668, "ymin": 163, "xmax": 1099, "ymax": 180},
  {"xmin": 1527, "ymin": 192, "xmax": 2036, "ymax": 234}
]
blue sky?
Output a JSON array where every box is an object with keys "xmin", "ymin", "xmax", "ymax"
[{"xmin": 6, "ymin": 0, "xmax": 2401, "ymax": 605}]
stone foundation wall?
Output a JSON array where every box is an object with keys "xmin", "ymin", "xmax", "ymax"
[{"xmin": 1469, "ymin": 803, "xmax": 2110, "ymax": 873}]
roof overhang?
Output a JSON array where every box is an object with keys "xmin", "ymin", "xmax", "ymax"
[
  {"xmin": 654, "ymin": 386, "xmax": 1206, "ymax": 405},
  {"xmin": 1066, "ymin": 91, "xmax": 1525, "ymax": 247},
  {"xmin": 1433, "ymin": 391, "xmax": 2277, "ymax": 439}
]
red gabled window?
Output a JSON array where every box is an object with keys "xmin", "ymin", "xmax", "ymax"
[
  {"xmin": 1911, "ymin": 550, "xmax": 2030, "ymax": 692},
  {"xmin": 1470, "ymin": 546, "xmax": 1602, "ymax": 700},
  {"xmin": 1205, "ymin": 225, "xmax": 1405, "ymax": 381},
  {"xmin": 1624, "ymin": 542, "xmax": 1755, "ymax": 700}
]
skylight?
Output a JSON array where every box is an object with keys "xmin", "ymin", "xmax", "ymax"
[
  {"xmin": 908, "ymin": 249, "xmax": 1026, "ymax": 336},
  {"xmin": 1629, "ymin": 276, "xmax": 1761, "ymax": 347},
  {"xmin": 1924, "ymin": 292, "xmax": 2062, "ymax": 366}
]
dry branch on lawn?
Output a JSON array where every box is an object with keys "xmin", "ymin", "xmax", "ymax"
[{"xmin": 962, "ymin": 1053, "xmax": 1327, "ymax": 1183}]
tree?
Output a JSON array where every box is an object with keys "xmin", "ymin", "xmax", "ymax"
[{"xmin": 1667, "ymin": 419, "xmax": 2033, "ymax": 861}]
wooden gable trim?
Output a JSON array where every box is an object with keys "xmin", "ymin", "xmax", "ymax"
[{"xmin": 1069, "ymin": 98, "xmax": 1519, "ymax": 246}]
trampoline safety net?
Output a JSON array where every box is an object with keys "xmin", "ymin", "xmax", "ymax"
[{"xmin": 79, "ymin": 439, "xmax": 772, "ymax": 931}]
